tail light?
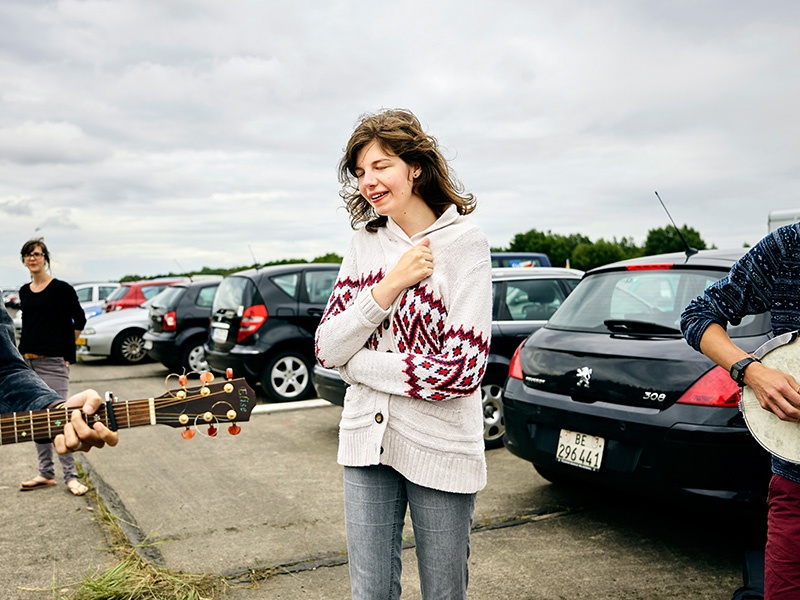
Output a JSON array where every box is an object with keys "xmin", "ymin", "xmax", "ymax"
[
  {"xmin": 676, "ymin": 366, "xmax": 740, "ymax": 408},
  {"xmin": 162, "ymin": 311, "xmax": 177, "ymax": 332},
  {"xmin": 508, "ymin": 343, "xmax": 524, "ymax": 380},
  {"xmin": 237, "ymin": 304, "xmax": 268, "ymax": 342}
]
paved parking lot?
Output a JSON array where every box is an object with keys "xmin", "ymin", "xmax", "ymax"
[{"xmin": 0, "ymin": 358, "xmax": 766, "ymax": 599}]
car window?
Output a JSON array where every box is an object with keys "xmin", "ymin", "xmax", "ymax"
[
  {"xmin": 196, "ymin": 285, "xmax": 218, "ymax": 308},
  {"xmin": 271, "ymin": 273, "xmax": 299, "ymax": 299},
  {"xmin": 151, "ymin": 286, "xmax": 184, "ymax": 308},
  {"xmin": 305, "ymin": 270, "xmax": 337, "ymax": 304},
  {"xmin": 75, "ymin": 287, "xmax": 93, "ymax": 303},
  {"xmin": 213, "ymin": 276, "xmax": 252, "ymax": 313},
  {"xmin": 142, "ymin": 285, "xmax": 167, "ymax": 300},
  {"xmin": 106, "ymin": 285, "xmax": 129, "ymax": 302},
  {"xmin": 499, "ymin": 279, "xmax": 567, "ymax": 321},
  {"xmin": 98, "ymin": 286, "xmax": 117, "ymax": 300},
  {"xmin": 548, "ymin": 268, "xmax": 770, "ymax": 337}
]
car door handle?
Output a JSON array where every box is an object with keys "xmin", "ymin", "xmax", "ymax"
[{"xmin": 307, "ymin": 308, "xmax": 324, "ymax": 316}]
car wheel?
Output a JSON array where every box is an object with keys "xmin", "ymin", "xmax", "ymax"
[
  {"xmin": 181, "ymin": 339, "xmax": 209, "ymax": 373},
  {"xmin": 481, "ymin": 375, "xmax": 506, "ymax": 449},
  {"xmin": 261, "ymin": 351, "xmax": 313, "ymax": 402},
  {"xmin": 112, "ymin": 329, "xmax": 147, "ymax": 365}
]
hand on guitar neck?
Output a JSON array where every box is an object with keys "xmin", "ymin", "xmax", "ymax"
[
  {"xmin": 1, "ymin": 372, "xmax": 257, "ymax": 451},
  {"xmin": 54, "ymin": 389, "xmax": 120, "ymax": 454}
]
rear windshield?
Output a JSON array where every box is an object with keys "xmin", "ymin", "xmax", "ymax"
[
  {"xmin": 150, "ymin": 286, "xmax": 184, "ymax": 309},
  {"xmin": 212, "ymin": 276, "xmax": 257, "ymax": 314},
  {"xmin": 105, "ymin": 285, "xmax": 129, "ymax": 302},
  {"xmin": 547, "ymin": 268, "xmax": 770, "ymax": 338}
]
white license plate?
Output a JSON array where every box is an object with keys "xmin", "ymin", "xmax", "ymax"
[
  {"xmin": 143, "ymin": 340, "xmax": 153, "ymax": 350},
  {"xmin": 211, "ymin": 326, "xmax": 228, "ymax": 343},
  {"xmin": 556, "ymin": 429, "xmax": 604, "ymax": 471}
]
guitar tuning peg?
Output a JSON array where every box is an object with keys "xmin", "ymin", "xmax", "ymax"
[
  {"xmin": 178, "ymin": 374, "xmax": 188, "ymax": 387},
  {"xmin": 228, "ymin": 423, "xmax": 241, "ymax": 436},
  {"xmin": 200, "ymin": 371, "xmax": 214, "ymax": 384},
  {"xmin": 226, "ymin": 368, "xmax": 234, "ymax": 380},
  {"xmin": 208, "ymin": 425, "xmax": 218, "ymax": 437},
  {"xmin": 181, "ymin": 428, "xmax": 196, "ymax": 440}
]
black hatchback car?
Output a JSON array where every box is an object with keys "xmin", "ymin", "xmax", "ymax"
[
  {"xmin": 205, "ymin": 263, "xmax": 339, "ymax": 401},
  {"xmin": 502, "ymin": 249, "xmax": 773, "ymax": 506},
  {"xmin": 143, "ymin": 279, "xmax": 220, "ymax": 373}
]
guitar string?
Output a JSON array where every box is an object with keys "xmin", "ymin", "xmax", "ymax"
[{"xmin": 0, "ymin": 389, "xmax": 247, "ymax": 438}]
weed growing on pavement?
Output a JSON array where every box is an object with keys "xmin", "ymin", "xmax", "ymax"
[{"xmin": 59, "ymin": 470, "xmax": 224, "ymax": 600}]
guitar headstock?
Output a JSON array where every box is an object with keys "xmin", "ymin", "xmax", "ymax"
[{"xmin": 111, "ymin": 371, "xmax": 257, "ymax": 439}]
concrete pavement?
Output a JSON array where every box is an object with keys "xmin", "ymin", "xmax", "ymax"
[{"xmin": 0, "ymin": 361, "xmax": 764, "ymax": 599}]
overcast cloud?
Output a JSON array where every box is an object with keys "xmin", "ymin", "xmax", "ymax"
[{"xmin": 2, "ymin": 0, "xmax": 800, "ymax": 286}]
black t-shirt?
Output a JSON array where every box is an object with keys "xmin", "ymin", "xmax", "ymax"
[{"xmin": 18, "ymin": 279, "xmax": 86, "ymax": 363}]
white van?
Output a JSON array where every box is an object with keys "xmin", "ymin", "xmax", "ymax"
[{"xmin": 768, "ymin": 209, "xmax": 800, "ymax": 232}]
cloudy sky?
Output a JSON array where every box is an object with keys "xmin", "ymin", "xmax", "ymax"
[{"xmin": 2, "ymin": 0, "xmax": 799, "ymax": 287}]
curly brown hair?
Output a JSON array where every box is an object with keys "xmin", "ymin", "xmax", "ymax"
[{"xmin": 338, "ymin": 109, "xmax": 476, "ymax": 232}]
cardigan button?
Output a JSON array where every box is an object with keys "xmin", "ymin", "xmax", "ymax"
[
  {"xmin": 382, "ymin": 318, "xmax": 390, "ymax": 330},
  {"xmin": 375, "ymin": 412, "xmax": 384, "ymax": 424},
  {"xmin": 380, "ymin": 446, "xmax": 384, "ymax": 454}
]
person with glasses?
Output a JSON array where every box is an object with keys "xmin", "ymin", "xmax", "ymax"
[{"xmin": 17, "ymin": 238, "xmax": 90, "ymax": 495}]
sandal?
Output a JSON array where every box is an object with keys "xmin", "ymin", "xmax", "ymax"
[
  {"xmin": 20, "ymin": 476, "xmax": 57, "ymax": 491},
  {"xmin": 66, "ymin": 480, "xmax": 88, "ymax": 496}
]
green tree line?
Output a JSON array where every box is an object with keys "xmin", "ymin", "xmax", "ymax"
[
  {"xmin": 498, "ymin": 223, "xmax": 711, "ymax": 270},
  {"xmin": 121, "ymin": 224, "xmax": 710, "ymax": 281}
]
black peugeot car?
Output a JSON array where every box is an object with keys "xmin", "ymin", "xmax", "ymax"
[
  {"xmin": 205, "ymin": 263, "xmax": 339, "ymax": 401},
  {"xmin": 502, "ymin": 249, "xmax": 773, "ymax": 506},
  {"xmin": 143, "ymin": 278, "xmax": 220, "ymax": 373}
]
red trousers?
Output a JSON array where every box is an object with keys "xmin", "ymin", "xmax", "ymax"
[{"xmin": 766, "ymin": 474, "xmax": 800, "ymax": 599}]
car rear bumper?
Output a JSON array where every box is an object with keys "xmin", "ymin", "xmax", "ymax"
[
  {"xmin": 205, "ymin": 345, "xmax": 263, "ymax": 381},
  {"xmin": 143, "ymin": 332, "xmax": 178, "ymax": 366},
  {"xmin": 312, "ymin": 365, "xmax": 347, "ymax": 406},
  {"xmin": 502, "ymin": 379, "xmax": 771, "ymax": 505}
]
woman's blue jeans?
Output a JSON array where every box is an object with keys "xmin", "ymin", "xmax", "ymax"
[{"xmin": 343, "ymin": 464, "xmax": 475, "ymax": 599}]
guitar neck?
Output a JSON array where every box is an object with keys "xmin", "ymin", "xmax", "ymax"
[
  {"xmin": 1, "ymin": 377, "xmax": 257, "ymax": 446},
  {"xmin": 0, "ymin": 400, "xmax": 152, "ymax": 446}
]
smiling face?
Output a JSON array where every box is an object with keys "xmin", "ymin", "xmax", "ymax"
[
  {"xmin": 22, "ymin": 242, "xmax": 49, "ymax": 275},
  {"xmin": 354, "ymin": 141, "xmax": 424, "ymax": 222}
]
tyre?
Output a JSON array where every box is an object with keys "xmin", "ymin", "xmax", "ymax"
[
  {"xmin": 533, "ymin": 464, "xmax": 580, "ymax": 488},
  {"xmin": 180, "ymin": 338, "xmax": 209, "ymax": 373},
  {"xmin": 481, "ymin": 375, "xmax": 506, "ymax": 449},
  {"xmin": 260, "ymin": 351, "xmax": 313, "ymax": 402},
  {"xmin": 112, "ymin": 329, "xmax": 148, "ymax": 365}
]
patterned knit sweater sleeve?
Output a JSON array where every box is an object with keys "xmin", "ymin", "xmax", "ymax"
[{"xmin": 680, "ymin": 225, "xmax": 800, "ymax": 350}]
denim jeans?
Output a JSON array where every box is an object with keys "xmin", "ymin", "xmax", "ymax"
[{"xmin": 343, "ymin": 464, "xmax": 475, "ymax": 600}]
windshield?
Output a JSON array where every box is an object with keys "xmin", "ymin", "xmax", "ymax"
[
  {"xmin": 150, "ymin": 286, "xmax": 184, "ymax": 309},
  {"xmin": 105, "ymin": 285, "xmax": 129, "ymax": 302},
  {"xmin": 547, "ymin": 268, "xmax": 769, "ymax": 337}
]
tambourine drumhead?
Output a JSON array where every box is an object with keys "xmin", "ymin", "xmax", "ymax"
[{"xmin": 741, "ymin": 330, "xmax": 800, "ymax": 463}]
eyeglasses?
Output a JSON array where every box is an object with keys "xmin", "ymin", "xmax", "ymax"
[{"xmin": 24, "ymin": 252, "xmax": 44, "ymax": 259}]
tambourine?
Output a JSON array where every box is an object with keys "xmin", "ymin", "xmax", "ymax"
[{"xmin": 740, "ymin": 330, "xmax": 800, "ymax": 463}]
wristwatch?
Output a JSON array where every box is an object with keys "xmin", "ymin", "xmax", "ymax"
[{"xmin": 729, "ymin": 356, "xmax": 761, "ymax": 386}]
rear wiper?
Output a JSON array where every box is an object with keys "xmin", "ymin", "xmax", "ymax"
[{"xmin": 603, "ymin": 319, "xmax": 681, "ymax": 335}]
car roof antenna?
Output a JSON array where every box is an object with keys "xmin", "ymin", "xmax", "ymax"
[
  {"xmin": 174, "ymin": 259, "xmax": 192, "ymax": 282},
  {"xmin": 248, "ymin": 245, "xmax": 260, "ymax": 270},
  {"xmin": 654, "ymin": 191, "xmax": 698, "ymax": 260}
]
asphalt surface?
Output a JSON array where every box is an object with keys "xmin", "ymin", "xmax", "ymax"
[{"xmin": 0, "ymin": 359, "xmax": 767, "ymax": 599}]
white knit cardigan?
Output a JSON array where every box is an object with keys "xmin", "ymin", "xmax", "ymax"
[{"xmin": 315, "ymin": 205, "xmax": 492, "ymax": 494}]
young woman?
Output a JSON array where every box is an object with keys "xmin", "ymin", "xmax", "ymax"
[
  {"xmin": 17, "ymin": 238, "xmax": 89, "ymax": 496},
  {"xmin": 315, "ymin": 109, "xmax": 492, "ymax": 599}
]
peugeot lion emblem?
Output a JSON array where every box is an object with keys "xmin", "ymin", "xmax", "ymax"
[{"xmin": 576, "ymin": 366, "xmax": 592, "ymax": 388}]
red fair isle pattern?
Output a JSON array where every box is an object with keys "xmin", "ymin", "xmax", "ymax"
[
  {"xmin": 397, "ymin": 285, "xmax": 489, "ymax": 401},
  {"xmin": 316, "ymin": 270, "xmax": 384, "ymax": 368},
  {"xmin": 403, "ymin": 325, "xmax": 489, "ymax": 401}
]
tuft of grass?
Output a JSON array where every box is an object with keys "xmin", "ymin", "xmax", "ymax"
[{"xmin": 58, "ymin": 469, "xmax": 225, "ymax": 600}]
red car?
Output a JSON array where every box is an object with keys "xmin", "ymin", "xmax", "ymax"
[{"xmin": 104, "ymin": 279, "xmax": 183, "ymax": 312}]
